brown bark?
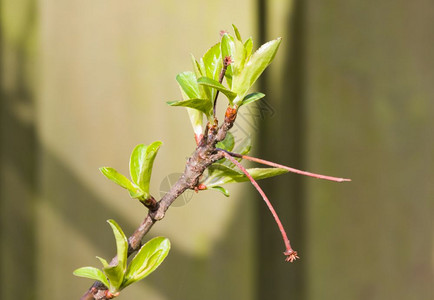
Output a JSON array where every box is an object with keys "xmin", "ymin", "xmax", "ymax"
[{"xmin": 81, "ymin": 108, "xmax": 236, "ymax": 299}]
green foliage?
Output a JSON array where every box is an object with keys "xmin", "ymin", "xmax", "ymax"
[
  {"xmin": 73, "ymin": 267, "xmax": 110, "ymax": 289},
  {"xmin": 73, "ymin": 220, "xmax": 170, "ymax": 294},
  {"xmin": 123, "ymin": 237, "xmax": 171, "ymax": 288},
  {"xmin": 77, "ymin": 25, "xmax": 287, "ymax": 295},
  {"xmin": 168, "ymin": 25, "xmax": 281, "ymax": 133},
  {"xmin": 202, "ymin": 135, "xmax": 287, "ymax": 197},
  {"xmin": 197, "ymin": 77, "xmax": 237, "ymax": 102},
  {"xmin": 216, "ymin": 132, "xmax": 235, "ymax": 152},
  {"xmin": 240, "ymin": 92, "xmax": 266, "ymax": 106},
  {"xmin": 231, "ymin": 38, "xmax": 281, "ymax": 104},
  {"xmin": 100, "ymin": 141, "xmax": 162, "ymax": 203},
  {"xmin": 167, "ymin": 98, "xmax": 212, "ymax": 116}
]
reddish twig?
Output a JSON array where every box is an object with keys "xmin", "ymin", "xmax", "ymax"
[
  {"xmin": 220, "ymin": 149, "xmax": 351, "ymax": 182},
  {"xmin": 220, "ymin": 151, "xmax": 299, "ymax": 262}
]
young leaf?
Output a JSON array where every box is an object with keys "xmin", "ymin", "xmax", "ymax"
[
  {"xmin": 107, "ymin": 220, "xmax": 128, "ymax": 274},
  {"xmin": 234, "ymin": 136, "xmax": 252, "ymax": 156},
  {"xmin": 176, "ymin": 71, "xmax": 207, "ymax": 133},
  {"xmin": 240, "ymin": 92, "xmax": 266, "ymax": 107},
  {"xmin": 73, "ymin": 267, "xmax": 110, "ymax": 289},
  {"xmin": 186, "ymin": 107, "xmax": 204, "ymax": 138},
  {"xmin": 176, "ymin": 72, "xmax": 201, "ymax": 99},
  {"xmin": 219, "ymin": 136, "xmax": 252, "ymax": 168},
  {"xmin": 129, "ymin": 141, "xmax": 162, "ymax": 199},
  {"xmin": 96, "ymin": 256, "xmax": 109, "ymax": 268},
  {"xmin": 167, "ymin": 99, "xmax": 212, "ymax": 116},
  {"xmin": 203, "ymin": 42, "xmax": 222, "ymax": 82},
  {"xmin": 103, "ymin": 265, "xmax": 124, "ymax": 292},
  {"xmin": 232, "ymin": 38, "xmax": 281, "ymax": 104},
  {"xmin": 244, "ymin": 37, "xmax": 253, "ymax": 59},
  {"xmin": 207, "ymin": 163, "xmax": 241, "ymax": 179},
  {"xmin": 210, "ymin": 186, "xmax": 230, "ymax": 197},
  {"xmin": 179, "ymin": 88, "xmax": 205, "ymax": 138},
  {"xmin": 129, "ymin": 144, "xmax": 147, "ymax": 189},
  {"xmin": 205, "ymin": 164, "xmax": 288, "ymax": 186},
  {"xmin": 190, "ymin": 54, "xmax": 203, "ymax": 79},
  {"xmin": 99, "ymin": 167, "xmax": 144, "ymax": 198},
  {"xmin": 123, "ymin": 237, "xmax": 171, "ymax": 288},
  {"xmin": 197, "ymin": 77, "xmax": 237, "ymax": 102},
  {"xmin": 244, "ymin": 167, "xmax": 289, "ymax": 181},
  {"xmin": 232, "ymin": 38, "xmax": 247, "ymax": 77},
  {"xmin": 232, "ymin": 24, "xmax": 242, "ymax": 41},
  {"xmin": 221, "ymin": 34, "xmax": 235, "ymax": 88},
  {"xmin": 216, "ymin": 132, "xmax": 235, "ymax": 151}
]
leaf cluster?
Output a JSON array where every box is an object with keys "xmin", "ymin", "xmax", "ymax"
[
  {"xmin": 100, "ymin": 141, "xmax": 162, "ymax": 203},
  {"xmin": 168, "ymin": 25, "xmax": 280, "ymax": 137},
  {"xmin": 200, "ymin": 133, "xmax": 288, "ymax": 196},
  {"xmin": 73, "ymin": 220, "xmax": 170, "ymax": 294}
]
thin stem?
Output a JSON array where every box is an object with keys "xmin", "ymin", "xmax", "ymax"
[
  {"xmin": 220, "ymin": 151, "xmax": 299, "ymax": 262},
  {"xmin": 220, "ymin": 149, "xmax": 351, "ymax": 182},
  {"xmin": 213, "ymin": 56, "xmax": 232, "ymax": 118}
]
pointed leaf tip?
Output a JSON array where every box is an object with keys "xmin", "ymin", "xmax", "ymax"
[
  {"xmin": 129, "ymin": 141, "xmax": 163, "ymax": 199},
  {"xmin": 73, "ymin": 266, "xmax": 110, "ymax": 289},
  {"xmin": 107, "ymin": 219, "xmax": 128, "ymax": 272}
]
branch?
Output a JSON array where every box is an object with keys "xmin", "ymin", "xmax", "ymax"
[
  {"xmin": 220, "ymin": 151, "xmax": 299, "ymax": 262},
  {"xmin": 81, "ymin": 108, "xmax": 237, "ymax": 299},
  {"xmin": 219, "ymin": 149, "xmax": 351, "ymax": 182}
]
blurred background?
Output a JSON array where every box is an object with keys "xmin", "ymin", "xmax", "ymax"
[{"xmin": 1, "ymin": 0, "xmax": 433, "ymax": 299}]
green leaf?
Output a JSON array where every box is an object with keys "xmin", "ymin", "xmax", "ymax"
[
  {"xmin": 167, "ymin": 99, "xmax": 212, "ymax": 116},
  {"xmin": 123, "ymin": 237, "xmax": 171, "ymax": 288},
  {"xmin": 129, "ymin": 144, "xmax": 147, "ymax": 189},
  {"xmin": 73, "ymin": 267, "xmax": 110, "ymax": 289},
  {"xmin": 203, "ymin": 163, "xmax": 242, "ymax": 186},
  {"xmin": 99, "ymin": 219, "xmax": 128, "ymax": 292},
  {"xmin": 221, "ymin": 34, "xmax": 235, "ymax": 63},
  {"xmin": 245, "ymin": 167, "xmax": 289, "ymax": 181},
  {"xmin": 210, "ymin": 186, "xmax": 230, "ymax": 197},
  {"xmin": 232, "ymin": 24, "xmax": 242, "ymax": 41},
  {"xmin": 176, "ymin": 72, "xmax": 201, "ymax": 99},
  {"xmin": 103, "ymin": 265, "xmax": 124, "ymax": 292},
  {"xmin": 107, "ymin": 220, "xmax": 128, "ymax": 273},
  {"xmin": 129, "ymin": 141, "xmax": 162, "ymax": 199},
  {"xmin": 141, "ymin": 141, "xmax": 162, "ymax": 196},
  {"xmin": 197, "ymin": 77, "xmax": 237, "ymax": 102},
  {"xmin": 99, "ymin": 167, "xmax": 144, "ymax": 198},
  {"xmin": 190, "ymin": 54, "xmax": 203, "ymax": 78},
  {"xmin": 203, "ymin": 42, "xmax": 222, "ymax": 81},
  {"xmin": 220, "ymin": 136, "xmax": 252, "ymax": 168},
  {"xmin": 240, "ymin": 92, "xmax": 265, "ymax": 107},
  {"xmin": 244, "ymin": 37, "xmax": 253, "ymax": 59},
  {"xmin": 232, "ymin": 38, "xmax": 281, "ymax": 103},
  {"xmin": 202, "ymin": 43, "xmax": 222, "ymax": 102},
  {"xmin": 221, "ymin": 34, "xmax": 234, "ymax": 88},
  {"xmin": 186, "ymin": 107, "xmax": 205, "ymax": 137},
  {"xmin": 205, "ymin": 164, "xmax": 288, "ymax": 186},
  {"xmin": 216, "ymin": 132, "xmax": 235, "ymax": 151},
  {"xmin": 232, "ymin": 38, "xmax": 247, "ymax": 78},
  {"xmin": 96, "ymin": 256, "xmax": 109, "ymax": 268},
  {"xmin": 176, "ymin": 71, "xmax": 207, "ymax": 131}
]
